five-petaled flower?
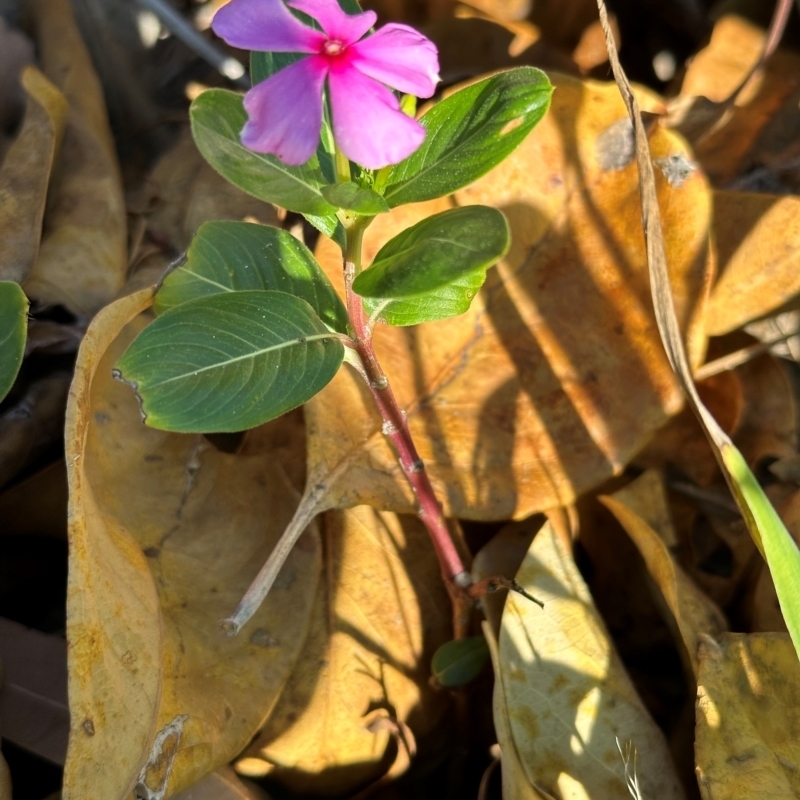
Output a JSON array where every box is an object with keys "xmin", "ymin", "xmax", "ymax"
[{"xmin": 212, "ymin": 0, "xmax": 440, "ymax": 169}]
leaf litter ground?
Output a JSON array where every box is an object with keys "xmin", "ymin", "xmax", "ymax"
[{"xmin": 4, "ymin": 0, "xmax": 800, "ymax": 798}]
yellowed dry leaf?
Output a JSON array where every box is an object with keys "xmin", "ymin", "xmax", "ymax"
[
  {"xmin": 171, "ymin": 767, "xmax": 270, "ymax": 800},
  {"xmin": 696, "ymin": 633, "xmax": 800, "ymax": 799},
  {"xmin": 0, "ymin": 66, "xmax": 67, "ymax": 283},
  {"xmin": 600, "ymin": 470, "xmax": 727, "ymax": 678},
  {"xmin": 23, "ymin": 0, "xmax": 127, "ymax": 315},
  {"xmin": 494, "ymin": 521, "xmax": 685, "ymax": 800},
  {"xmin": 484, "ymin": 621, "xmax": 550, "ymax": 800},
  {"xmin": 238, "ymin": 505, "xmax": 450, "ymax": 796},
  {"xmin": 706, "ymin": 191, "xmax": 800, "ymax": 336},
  {"xmin": 672, "ymin": 14, "xmax": 800, "ymax": 183},
  {"xmin": 64, "ymin": 289, "xmax": 320, "ymax": 799},
  {"xmin": 309, "ymin": 71, "xmax": 712, "ymax": 522}
]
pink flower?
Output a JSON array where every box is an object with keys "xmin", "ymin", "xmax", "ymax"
[{"xmin": 212, "ymin": 0, "xmax": 440, "ymax": 169}]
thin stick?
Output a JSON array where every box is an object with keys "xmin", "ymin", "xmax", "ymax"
[{"xmin": 221, "ymin": 483, "xmax": 328, "ymax": 635}]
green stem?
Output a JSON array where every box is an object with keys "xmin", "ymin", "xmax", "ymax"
[{"xmin": 334, "ymin": 146, "xmax": 350, "ymax": 184}]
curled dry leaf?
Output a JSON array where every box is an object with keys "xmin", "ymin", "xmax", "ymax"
[
  {"xmin": 706, "ymin": 192, "xmax": 800, "ymax": 336},
  {"xmin": 238, "ymin": 505, "xmax": 450, "ymax": 796},
  {"xmin": 23, "ymin": 0, "xmax": 127, "ymax": 316},
  {"xmin": 696, "ymin": 633, "xmax": 800, "ymax": 799},
  {"xmin": 64, "ymin": 289, "xmax": 321, "ymax": 799},
  {"xmin": 0, "ymin": 66, "xmax": 67, "ymax": 284},
  {"xmin": 492, "ymin": 521, "xmax": 685, "ymax": 799},
  {"xmin": 310, "ymin": 71, "xmax": 712, "ymax": 521},
  {"xmin": 600, "ymin": 470, "xmax": 728, "ymax": 679},
  {"xmin": 171, "ymin": 767, "xmax": 270, "ymax": 800}
]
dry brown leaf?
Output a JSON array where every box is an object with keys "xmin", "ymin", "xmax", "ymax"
[
  {"xmin": 238, "ymin": 505, "xmax": 450, "ymax": 796},
  {"xmin": 141, "ymin": 131, "xmax": 280, "ymax": 254},
  {"xmin": 0, "ymin": 66, "xmax": 68, "ymax": 284},
  {"xmin": 493, "ymin": 520, "xmax": 685, "ymax": 799},
  {"xmin": 0, "ymin": 373, "xmax": 71, "ymax": 490},
  {"xmin": 635, "ymin": 369, "xmax": 743, "ymax": 486},
  {"xmin": 672, "ymin": 14, "xmax": 800, "ymax": 183},
  {"xmin": 23, "ymin": 0, "xmax": 127, "ymax": 316},
  {"xmin": 0, "ymin": 17, "xmax": 34, "ymax": 132},
  {"xmin": 706, "ymin": 191, "xmax": 800, "ymax": 336},
  {"xmin": 309, "ymin": 71, "xmax": 712, "ymax": 522},
  {"xmin": 0, "ymin": 461, "xmax": 68, "ymax": 539},
  {"xmin": 0, "ymin": 617, "xmax": 69, "ymax": 765},
  {"xmin": 64, "ymin": 289, "xmax": 321, "ymax": 799},
  {"xmin": 600, "ymin": 470, "xmax": 728, "ymax": 678},
  {"xmin": 696, "ymin": 633, "xmax": 800, "ymax": 799}
]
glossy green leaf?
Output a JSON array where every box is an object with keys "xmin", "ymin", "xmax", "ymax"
[
  {"xmin": 115, "ymin": 290, "xmax": 344, "ymax": 433},
  {"xmin": 0, "ymin": 281, "xmax": 28, "ymax": 402},
  {"xmin": 352, "ymin": 205, "xmax": 509, "ymax": 326},
  {"xmin": 154, "ymin": 221, "xmax": 348, "ymax": 332},
  {"xmin": 190, "ymin": 89, "xmax": 337, "ymax": 219},
  {"xmin": 384, "ymin": 68, "xmax": 553, "ymax": 208},
  {"xmin": 432, "ymin": 636, "xmax": 490, "ymax": 687},
  {"xmin": 321, "ymin": 182, "xmax": 389, "ymax": 215}
]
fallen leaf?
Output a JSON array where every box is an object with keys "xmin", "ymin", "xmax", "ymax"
[
  {"xmin": 0, "ymin": 17, "xmax": 34, "ymax": 132},
  {"xmin": 0, "ymin": 67, "xmax": 68, "ymax": 284},
  {"xmin": 63, "ymin": 288, "xmax": 321, "ymax": 799},
  {"xmin": 0, "ymin": 617, "xmax": 69, "ymax": 765},
  {"xmin": 493, "ymin": 520, "xmax": 686, "ymax": 799},
  {"xmin": 600, "ymin": 470, "xmax": 728, "ymax": 678},
  {"xmin": 672, "ymin": 14, "xmax": 800, "ymax": 183},
  {"xmin": 142, "ymin": 131, "xmax": 280, "ymax": 255},
  {"xmin": 238, "ymin": 505, "xmax": 450, "ymax": 796},
  {"xmin": 706, "ymin": 191, "xmax": 800, "ymax": 336},
  {"xmin": 0, "ymin": 373, "xmax": 71, "ymax": 490},
  {"xmin": 695, "ymin": 633, "xmax": 800, "ymax": 799},
  {"xmin": 309, "ymin": 71, "xmax": 712, "ymax": 521},
  {"xmin": 23, "ymin": 0, "xmax": 127, "ymax": 316},
  {"xmin": 171, "ymin": 767, "xmax": 271, "ymax": 800},
  {"xmin": 0, "ymin": 461, "xmax": 68, "ymax": 539},
  {"xmin": 0, "ymin": 750, "xmax": 8, "ymax": 800}
]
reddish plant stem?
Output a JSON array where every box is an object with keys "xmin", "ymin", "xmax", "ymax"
[{"xmin": 342, "ymin": 219, "xmax": 471, "ymax": 591}]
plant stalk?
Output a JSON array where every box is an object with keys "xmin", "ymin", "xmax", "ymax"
[{"xmin": 342, "ymin": 218, "xmax": 472, "ymax": 591}]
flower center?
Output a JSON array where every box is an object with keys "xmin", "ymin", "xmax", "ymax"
[{"xmin": 323, "ymin": 39, "xmax": 345, "ymax": 56}]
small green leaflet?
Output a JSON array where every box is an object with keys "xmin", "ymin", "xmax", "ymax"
[
  {"xmin": 352, "ymin": 205, "xmax": 510, "ymax": 326},
  {"xmin": 154, "ymin": 220, "xmax": 348, "ymax": 333},
  {"xmin": 432, "ymin": 636, "xmax": 490, "ymax": 687},
  {"xmin": 190, "ymin": 89, "xmax": 337, "ymax": 220},
  {"xmin": 0, "ymin": 281, "xmax": 28, "ymax": 402},
  {"xmin": 321, "ymin": 182, "xmax": 389, "ymax": 215},
  {"xmin": 384, "ymin": 68, "xmax": 553, "ymax": 207},
  {"xmin": 115, "ymin": 291, "xmax": 344, "ymax": 433}
]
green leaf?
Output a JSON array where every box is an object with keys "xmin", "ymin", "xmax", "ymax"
[
  {"xmin": 432, "ymin": 636, "xmax": 490, "ymax": 687},
  {"xmin": 115, "ymin": 290, "xmax": 344, "ymax": 433},
  {"xmin": 190, "ymin": 89, "xmax": 337, "ymax": 218},
  {"xmin": 321, "ymin": 182, "xmax": 389, "ymax": 215},
  {"xmin": 722, "ymin": 444, "xmax": 800, "ymax": 659},
  {"xmin": 0, "ymin": 281, "xmax": 28, "ymax": 402},
  {"xmin": 154, "ymin": 221, "xmax": 348, "ymax": 333},
  {"xmin": 384, "ymin": 68, "xmax": 553, "ymax": 207},
  {"xmin": 352, "ymin": 205, "xmax": 509, "ymax": 326}
]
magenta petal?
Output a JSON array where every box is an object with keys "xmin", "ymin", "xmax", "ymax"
[
  {"xmin": 348, "ymin": 24, "xmax": 439, "ymax": 98},
  {"xmin": 212, "ymin": 0, "xmax": 324, "ymax": 52},
  {"xmin": 287, "ymin": 0, "xmax": 376, "ymax": 45},
  {"xmin": 241, "ymin": 57, "xmax": 327, "ymax": 165},
  {"xmin": 328, "ymin": 62, "xmax": 425, "ymax": 169}
]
